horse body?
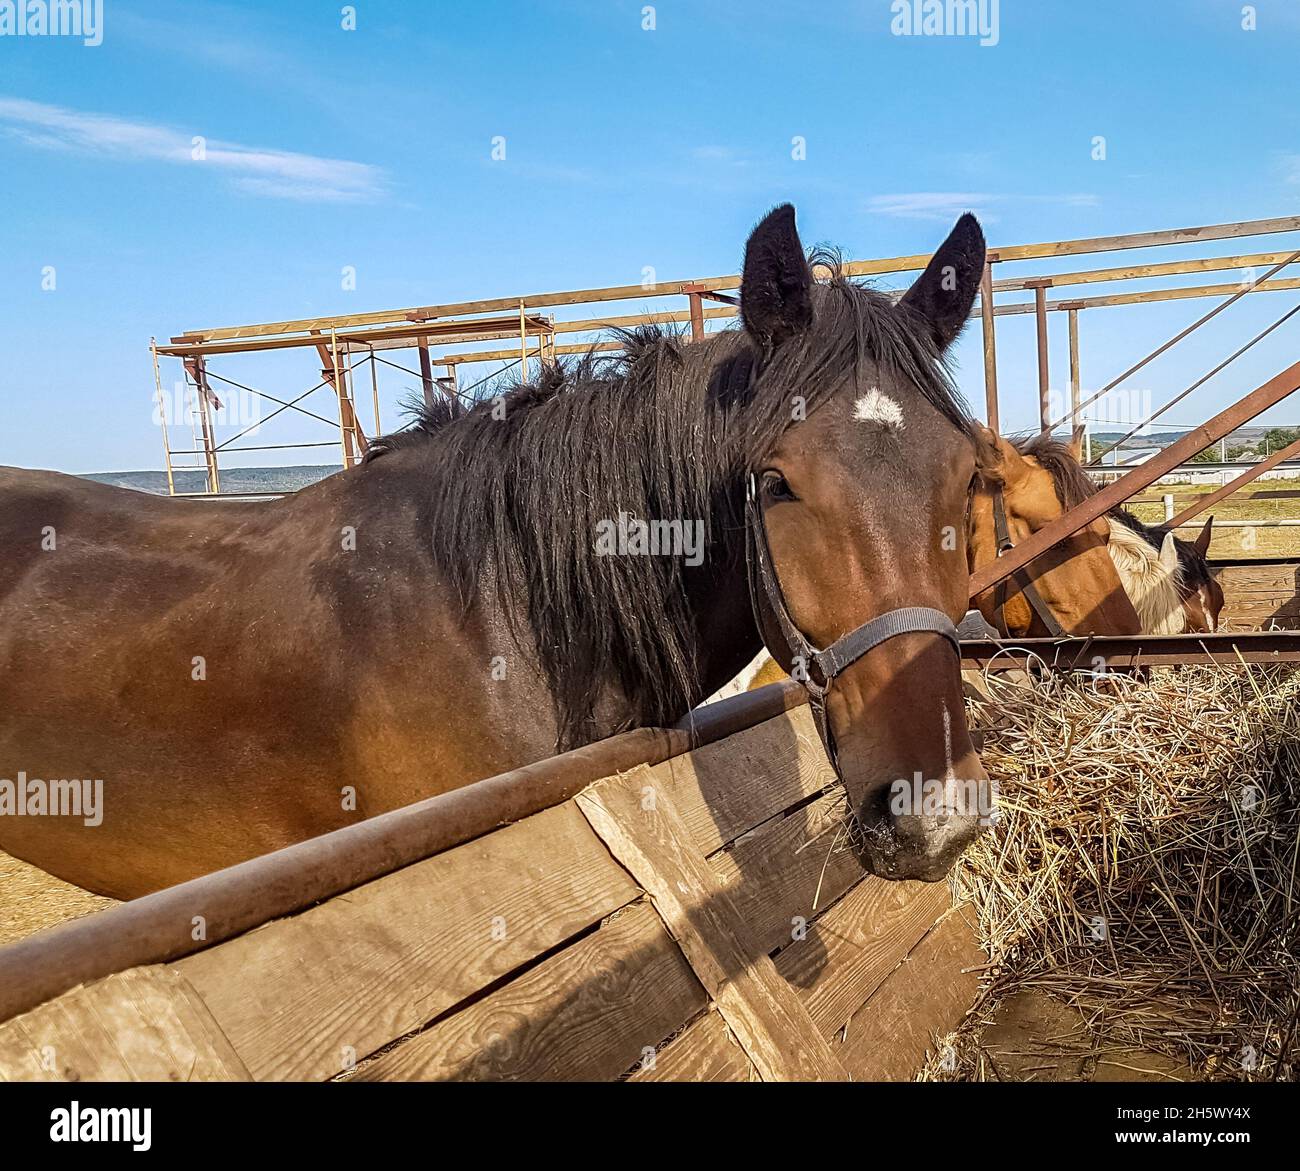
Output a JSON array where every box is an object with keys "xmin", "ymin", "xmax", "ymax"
[
  {"xmin": 0, "ymin": 457, "xmax": 765, "ymax": 897},
  {"xmin": 2, "ymin": 205, "xmax": 999, "ymax": 897},
  {"xmin": 0, "ymin": 464, "xmax": 574, "ymax": 895}
]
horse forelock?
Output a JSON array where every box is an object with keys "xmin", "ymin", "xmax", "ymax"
[
  {"xmin": 792, "ymin": 255, "xmax": 975, "ymax": 439},
  {"xmin": 1014, "ymin": 433, "xmax": 1097, "ymax": 509}
]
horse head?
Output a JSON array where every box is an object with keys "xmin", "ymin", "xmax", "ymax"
[
  {"xmin": 737, "ymin": 205, "xmax": 993, "ymax": 881},
  {"xmin": 967, "ymin": 431, "xmax": 1141, "ymax": 636}
]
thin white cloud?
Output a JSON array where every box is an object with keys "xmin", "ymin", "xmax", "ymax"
[
  {"xmin": 1051, "ymin": 193, "xmax": 1101, "ymax": 208},
  {"xmin": 867, "ymin": 192, "xmax": 997, "ymax": 221},
  {"xmin": 867, "ymin": 191, "xmax": 1099, "ymax": 222},
  {"xmin": 691, "ymin": 145, "xmax": 750, "ymax": 165},
  {"xmin": 0, "ymin": 96, "xmax": 387, "ymax": 203}
]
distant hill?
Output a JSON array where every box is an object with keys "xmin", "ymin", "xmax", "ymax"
[
  {"xmin": 76, "ymin": 426, "xmax": 1300, "ymax": 498},
  {"xmin": 1089, "ymin": 425, "xmax": 1286, "ymax": 452},
  {"xmin": 82, "ymin": 465, "xmax": 341, "ymax": 496}
]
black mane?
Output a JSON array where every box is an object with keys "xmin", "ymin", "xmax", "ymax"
[
  {"xmin": 369, "ymin": 269, "xmax": 973, "ymax": 748},
  {"xmin": 1015, "ymin": 433, "xmax": 1098, "ymax": 509}
]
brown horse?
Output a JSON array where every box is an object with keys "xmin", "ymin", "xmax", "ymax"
[
  {"xmin": 968, "ymin": 431, "xmax": 1142, "ymax": 637},
  {"xmin": 976, "ymin": 432, "xmax": 1221, "ymax": 635},
  {"xmin": 0, "ymin": 205, "xmax": 1000, "ymax": 899}
]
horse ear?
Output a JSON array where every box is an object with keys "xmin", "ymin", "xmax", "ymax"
[
  {"xmin": 975, "ymin": 424, "xmax": 1030, "ymax": 487},
  {"xmin": 740, "ymin": 204, "xmax": 813, "ymax": 349},
  {"xmin": 897, "ymin": 212, "xmax": 986, "ymax": 352},
  {"xmin": 1159, "ymin": 531, "xmax": 1180, "ymax": 572},
  {"xmin": 1066, "ymin": 427, "xmax": 1086, "ymax": 463},
  {"xmin": 1194, "ymin": 515, "xmax": 1214, "ymax": 556}
]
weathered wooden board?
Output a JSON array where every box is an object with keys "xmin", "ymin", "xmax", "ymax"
[
  {"xmin": 1216, "ymin": 561, "xmax": 1300, "ymax": 629},
  {"xmin": 1222, "ymin": 601, "xmax": 1300, "ymax": 629},
  {"xmin": 577, "ymin": 766, "xmax": 849, "ymax": 1082},
  {"xmin": 836, "ymin": 906, "xmax": 984, "ymax": 1080},
  {"xmin": 774, "ymin": 876, "xmax": 954, "ymax": 1038},
  {"xmin": 178, "ymin": 802, "xmax": 639, "ymax": 1081},
  {"xmin": 656, "ymin": 705, "xmax": 836, "ymax": 855},
  {"xmin": 645, "ymin": 873, "xmax": 956, "ymax": 1080},
  {"xmin": 628, "ymin": 1009, "xmax": 757, "ymax": 1082},
  {"xmin": 1215, "ymin": 562, "xmax": 1300, "ymax": 590},
  {"xmin": 0, "ymin": 968, "xmax": 248, "ymax": 1082},
  {"xmin": 711, "ymin": 789, "xmax": 868, "ymax": 956},
  {"xmin": 354, "ymin": 901, "xmax": 705, "ymax": 1081}
]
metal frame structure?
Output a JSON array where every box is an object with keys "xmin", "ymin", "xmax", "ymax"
[
  {"xmin": 151, "ymin": 213, "xmax": 1300, "ymax": 665},
  {"xmin": 154, "ymin": 213, "xmax": 1300, "ymax": 500},
  {"xmin": 153, "ymin": 311, "xmax": 557, "ymax": 490},
  {"xmin": 960, "ymin": 629, "xmax": 1300, "ymax": 672}
]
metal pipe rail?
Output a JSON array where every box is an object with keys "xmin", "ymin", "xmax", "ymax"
[
  {"xmin": 960, "ymin": 629, "xmax": 1300, "ymax": 671},
  {"xmin": 968, "ymin": 359, "xmax": 1300, "ymax": 599}
]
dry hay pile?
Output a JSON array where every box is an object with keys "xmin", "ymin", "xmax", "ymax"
[
  {"xmin": 931, "ymin": 663, "xmax": 1300, "ymax": 1081},
  {"xmin": 0, "ymin": 849, "xmax": 116, "ymax": 946}
]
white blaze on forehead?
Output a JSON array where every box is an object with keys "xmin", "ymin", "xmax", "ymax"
[{"xmin": 852, "ymin": 388, "xmax": 905, "ymax": 430}]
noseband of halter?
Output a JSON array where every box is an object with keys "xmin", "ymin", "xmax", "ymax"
[
  {"xmin": 991, "ymin": 486, "xmax": 1065, "ymax": 638},
  {"xmin": 743, "ymin": 475, "xmax": 960, "ymax": 772}
]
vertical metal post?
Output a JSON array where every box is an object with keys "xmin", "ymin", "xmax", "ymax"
[
  {"xmin": 344, "ymin": 335, "xmax": 359, "ymax": 464},
  {"xmin": 313, "ymin": 331, "xmax": 366, "ymax": 460},
  {"xmin": 518, "ymin": 302, "xmax": 528, "ymax": 382},
  {"xmin": 1068, "ymin": 307, "xmax": 1084, "ymax": 456},
  {"xmin": 1035, "ymin": 284, "xmax": 1051, "ymax": 431},
  {"xmin": 151, "ymin": 339, "xmax": 176, "ymax": 497},
  {"xmin": 329, "ymin": 329, "xmax": 355, "ymax": 470},
  {"xmin": 368, "ymin": 349, "xmax": 382, "ymax": 435},
  {"xmin": 688, "ymin": 291, "xmax": 705, "ymax": 342},
  {"xmin": 979, "ymin": 261, "xmax": 999, "ymax": 433},
  {"xmin": 417, "ymin": 342, "xmax": 436, "ymax": 408},
  {"xmin": 190, "ymin": 357, "xmax": 222, "ymax": 494}
]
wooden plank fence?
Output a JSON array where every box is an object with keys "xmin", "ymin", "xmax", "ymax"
[
  {"xmin": 0, "ymin": 696, "xmax": 981, "ymax": 1083},
  {"xmin": 1214, "ymin": 558, "xmax": 1300, "ymax": 630}
]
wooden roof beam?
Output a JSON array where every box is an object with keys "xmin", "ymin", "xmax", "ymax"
[{"xmin": 172, "ymin": 215, "xmax": 1300, "ymax": 345}]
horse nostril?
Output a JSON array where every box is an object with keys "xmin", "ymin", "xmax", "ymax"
[{"xmin": 854, "ymin": 784, "xmax": 893, "ymax": 830}]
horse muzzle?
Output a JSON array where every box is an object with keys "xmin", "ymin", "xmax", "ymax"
[{"xmin": 850, "ymin": 767, "xmax": 995, "ymax": 881}]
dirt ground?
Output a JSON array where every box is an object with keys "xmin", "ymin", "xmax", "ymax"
[
  {"xmin": 954, "ymin": 989, "xmax": 1199, "ymax": 1082},
  {"xmin": 0, "ymin": 849, "xmax": 117, "ymax": 947}
]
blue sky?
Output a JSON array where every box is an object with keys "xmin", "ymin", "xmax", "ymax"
[{"xmin": 4, "ymin": 0, "xmax": 1300, "ymax": 472}]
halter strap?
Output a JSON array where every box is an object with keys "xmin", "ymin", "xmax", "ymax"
[
  {"xmin": 991, "ymin": 487, "xmax": 1065, "ymax": 638},
  {"xmin": 744, "ymin": 475, "xmax": 959, "ymax": 770}
]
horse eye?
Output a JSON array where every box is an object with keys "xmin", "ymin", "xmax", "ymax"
[{"xmin": 763, "ymin": 473, "xmax": 797, "ymax": 503}]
